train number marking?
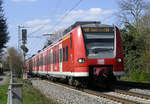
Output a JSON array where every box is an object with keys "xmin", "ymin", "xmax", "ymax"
[{"xmin": 98, "ymin": 59, "xmax": 104, "ymax": 64}]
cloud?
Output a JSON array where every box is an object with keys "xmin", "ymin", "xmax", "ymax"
[
  {"xmin": 11, "ymin": 0, "xmax": 37, "ymax": 2},
  {"xmin": 57, "ymin": 8, "xmax": 114, "ymax": 23},
  {"xmin": 28, "ymin": 24, "xmax": 52, "ymax": 33},
  {"xmin": 25, "ymin": 19, "xmax": 52, "ymax": 33},
  {"xmin": 25, "ymin": 19, "xmax": 51, "ymax": 26}
]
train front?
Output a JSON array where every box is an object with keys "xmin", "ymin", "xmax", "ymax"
[{"xmin": 73, "ymin": 24, "xmax": 124, "ymax": 86}]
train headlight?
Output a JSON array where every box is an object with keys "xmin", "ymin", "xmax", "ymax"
[
  {"xmin": 78, "ymin": 58, "xmax": 85, "ymax": 63},
  {"xmin": 117, "ymin": 58, "xmax": 122, "ymax": 63}
]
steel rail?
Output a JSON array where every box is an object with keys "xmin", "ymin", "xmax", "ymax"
[
  {"xmin": 114, "ymin": 89, "xmax": 150, "ymax": 99},
  {"xmin": 45, "ymin": 80, "xmax": 139, "ymax": 104}
]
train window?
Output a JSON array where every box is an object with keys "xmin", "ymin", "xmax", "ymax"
[
  {"xmin": 37, "ymin": 58, "xmax": 39, "ymax": 67},
  {"xmin": 49, "ymin": 53, "xmax": 51, "ymax": 65},
  {"xmin": 63, "ymin": 48, "xmax": 65, "ymax": 62},
  {"xmin": 43, "ymin": 56, "xmax": 45, "ymax": 65},
  {"xmin": 50, "ymin": 52, "xmax": 53, "ymax": 64},
  {"xmin": 39, "ymin": 58, "xmax": 41, "ymax": 66},
  {"xmin": 53, "ymin": 52, "xmax": 55, "ymax": 64},
  {"xmin": 70, "ymin": 36, "xmax": 72, "ymax": 49},
  {"xmin": 35, "ymin": 60, "xmax": 36, "ymax": 67},
  {"xmin": 55, "ymin": 51, "xmax": 57, "ymax": 64},
  {"xmin": 48, "ymin": 54, "xmax": 49, "ymax": 65},
  {"xmin": 56, "ymin": 50, "xmax": 58, "ymax": 63},
  {"xmin": 53, "ymin": 52, "xmax": 54, "ymax": 64},
  {"xmin": 45, "ymin": 56, "xmax": 47, "ymax": 65},
  {"xmin": 41, "ymin": 57, "xmax": 43, "ymax": 65},
  {"xmin": 45, "ymin": 56, "xmax": 46, "ymax": 65},
  {"xmin": 38, "ymin": 59, "xmax": 40, "ymax": 66},
  {"xmin": 66, "ymin": 46, "xmax": 68, "ymax": 62},
  {"xmin": 60, "ymin": 49, "xmax": 62, "ymax": 62},
  {"xmin": 57, "ymin": 50, "xmax": 59, "ymax": 63},
  {"xmin": 54, "ymin": 51, "xmax": 56, "ymax": 64}
]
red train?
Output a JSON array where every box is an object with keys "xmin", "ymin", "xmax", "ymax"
[{"xmin": 25, "ymin": 21, "xmax": 124, "ymax": 87}]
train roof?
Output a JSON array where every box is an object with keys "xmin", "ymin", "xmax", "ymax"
[
  {"xmin": 63, "ymin": 21, "xmax": 114, "ymax": 35},
  {"xmin": 27, "ymin": 21, "xmax": 114, "ymax": 61}
]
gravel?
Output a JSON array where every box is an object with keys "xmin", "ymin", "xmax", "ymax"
[
  {"xmin": 31, "ymin": 79, "xmax": 120, "ymax": 104},
  {"xmin": 129, "ymin": 88, "xmax": 150, "ymax": 96}
]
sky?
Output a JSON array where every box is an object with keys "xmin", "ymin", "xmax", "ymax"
[{"xmin": 3, "ymin": 0, "xmax": 119, "ymax": 58}]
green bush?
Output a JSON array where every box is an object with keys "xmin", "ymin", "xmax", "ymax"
[{"xmin": 128, "ymin": 69, "xmax": 150, "ymax": 82}]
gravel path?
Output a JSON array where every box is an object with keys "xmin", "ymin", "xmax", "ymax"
[
  {"xmin": 0, "ymin": 72, "xmax": 9, "ymax": 85},
  {"xmin": 31, "ymin": 79, "xmax": 120, "ymax": 104}
]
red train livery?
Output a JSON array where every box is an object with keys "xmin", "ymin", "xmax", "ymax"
[{"xmin": 26, "ymin": 21, "xmax": 124, "ymax": 87}]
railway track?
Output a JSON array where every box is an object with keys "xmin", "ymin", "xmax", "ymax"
[
  {"xmin": 45, "ymin": 79, "xmax": 150, "ymax": 104},
  {"xmin": 114, "ymin": 89, "xmax": 150, "ymax": 99}
]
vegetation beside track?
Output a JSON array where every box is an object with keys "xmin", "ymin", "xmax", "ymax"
[
  {"xmin": 121, "ymin": 69, "xmax": 150, "ymax": 83},
  {"xmin": 18, "ymin": 79, "xmax": 58, "ymax": 104},
  {"xmin": 0, "ymin": 82, "xmax": 9, "ymax": 104},
  {"xmin": 0, "ymin": 74, "xmax": 9, "ymax": 104},
  {"xmin": 118, "ymin": 0, "xmax": 150, "ymax": 83}
]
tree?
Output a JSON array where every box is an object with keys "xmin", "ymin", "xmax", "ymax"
[
  {"xmin": 0, "ymin": 0, "xmax": 9, "ymax": 53},
  {"xmin": 117, "ymin": 0, "xmax": 149, "ymax": 30},
  {"xmin": 118, "ymin": 0, "xmax": 150, "ymax": 82},
  {"xmin": 6, "ymin": 47, "xmax": 24, "ymax": 77}
]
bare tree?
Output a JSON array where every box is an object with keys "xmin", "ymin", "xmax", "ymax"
[
  {"xmin": 7, "ymin": 47, "xmax": 24, "ymax": 77},
  {"xmin": 140, "ymin": 8, "xmax": 150, "ymax": 31},
  {"xmin": 117, "ymin": 0, "xmax": 149, "ymax": 29}
]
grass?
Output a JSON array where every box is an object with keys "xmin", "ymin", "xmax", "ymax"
[
  {"xmin": 0, "ymin": 75, "xmax": 9, "ymax": 104},
  {"xmin": 0, "ymin": 76, "xmax": 58, "ymax": 104},
  {"xmin": 0, "ymin": 84, "xmax": 9, "ymax": 104},
  {"xmin": 120, "ymin": 69, "xmax": 150, "ymax": 83},
  {"xmin": 20, "ymin": 79, "xmax": 58, "ymax": 104}
]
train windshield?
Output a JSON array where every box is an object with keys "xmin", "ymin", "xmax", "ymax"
[{"xmin": 82, "ymin": 27, "xmax": 115, "ymax": 58}]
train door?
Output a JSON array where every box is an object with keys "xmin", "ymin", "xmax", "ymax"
[{"xmin": 59, "ymin": 44, "xmax": 63, "ymax": 72}]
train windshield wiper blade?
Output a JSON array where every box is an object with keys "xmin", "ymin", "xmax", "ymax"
[{"xmin": 91, "ymin": 48, "xmax": 113, "ymax": 53}]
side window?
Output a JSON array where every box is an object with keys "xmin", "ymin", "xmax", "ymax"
[
  {"xmin": 41, "ymin": 56, "xmax": 43, "ymax": 65},
  {"xmin": 43, "ymin": 56, "xmax": 44, "ymax": 65},
  {"xmin": 55, "ymin": 51, "xmax": 57, "ymax": 64},
  {"xmin": 51, "ymin": 52, "xmax": 53, "ymax": 64},
  {"xmin": 39, "ymin": 58, "xmax": 40, "ymax": 66},
  {"xmin": 37, "ymin": 58, "xmax": 39, "ymax": 67},
  {"xmin": 45, "ymin": 55, "xmax": 47, "ymax": 65},
  {"xmin": 45, "ymin": 55, "xmax": 46, "ymax": 65},
  {"xmin": 49, "ymin": 53, "xmax": 51, "ymax": 65},
  {"xmin": 57, "ymin": 50, "xmax": 59, "ymax": 63},
  {"xmin": 66, "ymin": 46, "xmax": 68, "ymax": 62},
  {"xmin": 70, "ymin": 36, "xmax": 72, "ymax": 49},
  {"xmin": 35, "ymin": 59, "xmax": 37, "ymax": 67},
  {"xmin": 63, "ymin": 48, "xmax": 65, "ymax": 62},
  {"xmin": 53, "ymin": 52, "xmax": 55, "ymax": 64},
  {"xmin": 60, "ymin": 49, "xmax": 62, "ymax": 62}
]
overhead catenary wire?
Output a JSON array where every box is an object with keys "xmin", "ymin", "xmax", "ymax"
[
  {"xmin": 26, "ymin": 0, "xmax": 62, "ymax": 37},
  {"xmin": 27, "ymin": 0, "xmax": 83, "ymax": 36},
  {"xmin": 52, "ymin": 0, "xmax": 83, "ymax": 31},
  {"xmin": 26, "ymin": 0, "xmax": 83, "ymax": 56}
]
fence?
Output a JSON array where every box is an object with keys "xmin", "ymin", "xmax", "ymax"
[{"xmin": 7, "ymin": 72, "xmax": 23, "ymax": 104}]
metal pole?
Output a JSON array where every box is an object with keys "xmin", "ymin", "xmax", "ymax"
[{"xmin": 18, "ymin": 26, "xmax": 20, "ymax": 49}]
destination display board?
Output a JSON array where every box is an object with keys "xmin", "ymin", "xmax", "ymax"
[{"xmin": 82, "ymin": 27, "xmax": 114, "ymax": 33}]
